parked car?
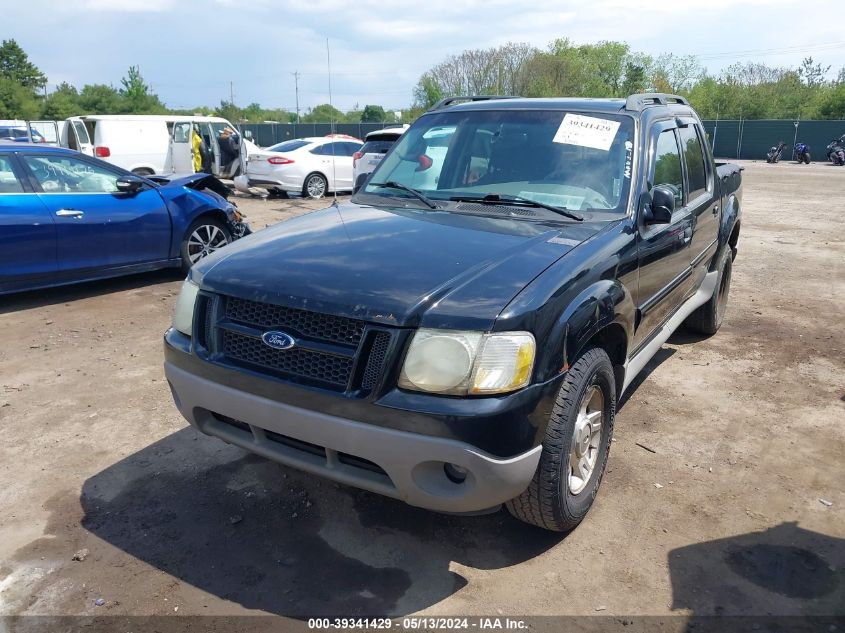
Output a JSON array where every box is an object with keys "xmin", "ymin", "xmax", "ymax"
[
  {"xmin": 234, "ymin": 135, "xmax": 363, "ymax": 198},
  {"xmin": 0, "ymin": 124, "xmax": 47, "ymax": 143},
  {"xmin": 0, "ymin": 144, "xmax": 249, "ymax": 295},
  {"xmin": 164, "ymin": 93, "xmax": 742, "ymax": 532},
  {"xmin": 352, "ymin": 126, "xmax": 408, "ymax": 185}
]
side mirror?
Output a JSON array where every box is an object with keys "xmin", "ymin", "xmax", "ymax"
[
  {"xmin": 644, "ymin": 185, "xmax": 675, "ymax": 225},
  {"xmin": 353, "ymin": 172, "xmax": 368, "ymax": 194},
  {"xmin": 116, "ymin": 174, "xmax": 145, "ymax": 194}
]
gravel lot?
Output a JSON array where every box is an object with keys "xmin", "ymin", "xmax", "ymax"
[{"xmin": 1, "ymin": 162, "xmax": 843, "ymax": 627}]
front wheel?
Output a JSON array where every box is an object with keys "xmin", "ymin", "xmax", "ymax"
[
  {"xmin": 303, "ymin": 173, "xmax": 328, "ymax": 199},
  {"xmin": 180, "ymin": 217, "xmax": 232, "ymax": 272},
  {"xmin": 505, "ymin": 347, "xmax": 616, "ymax": 532},
  {"xmin": 803, "ymin": 153, "xmax": 811, "ymax": 164}
]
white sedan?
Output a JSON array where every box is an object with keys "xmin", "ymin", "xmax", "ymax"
[{"xmin": 235, "ymin": 135, "xmax": 362, "ymax": 198}]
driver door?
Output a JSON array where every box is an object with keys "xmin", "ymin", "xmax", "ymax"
[
  {"xmin": 634, "ymin": 123, "xmax": 695, "ymax": 349},
  {"xmin": 20, "ymin": 154, "xmax": 171, "ymax": 273}
]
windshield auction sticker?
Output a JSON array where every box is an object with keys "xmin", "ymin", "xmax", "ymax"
[{"xmin": 553, "ymin": 114, "xmax": 620, "ymax": 151}]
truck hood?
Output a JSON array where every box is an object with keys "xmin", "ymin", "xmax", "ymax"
[{"xmin": 194, "ymin": 202, "xmax": 609, "ymax": 330}]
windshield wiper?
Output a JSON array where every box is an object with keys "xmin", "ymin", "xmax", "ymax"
[
  {"xmin": 451, "ymin": 193, "xmax": 584, "ymax": 221},
  {"xmin": 370, "ymin": 181, "xmax": 438, "ymax": 209}
]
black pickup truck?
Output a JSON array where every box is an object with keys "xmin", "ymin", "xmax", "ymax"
[{"xmin": 164, "ymin": 93, "xmax": 742, "ymax": 532}]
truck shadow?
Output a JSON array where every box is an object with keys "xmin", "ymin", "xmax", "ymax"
[
  {"xmin": 668, "ymin": 521, "xmax": 844, "ymax": 628},
  {"xmin": 78, "ymin": 428, "xmax": 562, "ymax": 618}
]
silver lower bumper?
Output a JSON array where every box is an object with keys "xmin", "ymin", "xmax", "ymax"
[{"xmin": 165, "ymin": 363, "xmax": 541, "ymax": 513}]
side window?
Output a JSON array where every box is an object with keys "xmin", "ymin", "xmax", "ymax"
[
  {"xmin": 310, "ymin": 144, "xmax": 326, "ymax": 156},
  {"xmin": 0, "ymin": 155, "xmax": 24, "ymax": 193},
  {"xmin": 342, "ymin": 142, "xmax": 362, "ymax": 157},
  {"xmin": 653, "ymin": 129, "xmax": 684, "ymax": 206},
  {"xmin": 173, "ymin": 122, "xmax": 191, "ymax": 143},
  {"xmin": 679, "ymin": 125, "xmax": 707, "ymax": 199},
  {"xmin": 23, "ymin": 155, "xmax": 119, "ymax": 193}
]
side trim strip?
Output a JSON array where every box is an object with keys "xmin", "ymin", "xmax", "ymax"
[
  {"xmin": 639, "ymin": 265, "xmax": 692, "ymax": 316},
  {"xmin": 622, "ymin": 270, "xmax": 718, "ymax": 393}
]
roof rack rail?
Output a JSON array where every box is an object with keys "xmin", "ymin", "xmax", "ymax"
[
  {"xmin": 625, "ymin": 93, "xmax": 689, "ymax": 111},
  {"xmin": 427, "ymin": 95, "xmax": 521, "ymax": 112}
]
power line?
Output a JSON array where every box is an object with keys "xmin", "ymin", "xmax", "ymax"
[{"xmin": 695, "ymin": 40, "xmax": 845, "ymax": 61}]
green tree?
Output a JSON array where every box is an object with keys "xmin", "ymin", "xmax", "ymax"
[
  {"xmin": 119, "ymin": 66, "xmax": 165, "ymax": 113},
  {"xmin": 0, "ymin": 76, "xmax": 40, "ymax": 118},
  {"xmin": 301, "ymin": 103, "xmax": 345, "ymax": 123},
  {"xmin": 77, "ymin": 84, "xmax": 122, "ymax": 114},
  {"xmin": 0, "ymin": 39, "xmax": 46, "ymax": 90},
  {"xmin": 42, "ymin": 82, "xmax": 80, "ymax": 119},
  {"xmin": 360, "ymin": 104, "xmax": 386, "ymax": 122},
  {"xmin": 413, "ymin": 73, "xmax": 444, "ymax": 108},
  {"xmin": 217, "ymin": 99, "xmax": 242, "ymax": 122}
]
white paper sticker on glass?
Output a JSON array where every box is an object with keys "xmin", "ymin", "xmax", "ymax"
[{"xmin": 553, "ymin": 114, "xmax": 621, "ymax": 151}]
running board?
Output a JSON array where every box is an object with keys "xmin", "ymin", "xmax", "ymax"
[{"xmin": 622, "ymin": 270, "xmax": 718, "ymax": 393}]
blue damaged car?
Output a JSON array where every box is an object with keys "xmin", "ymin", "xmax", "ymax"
[{"xmin": 0, "ymin": 144, "xmax": 249, "ymax": 295}]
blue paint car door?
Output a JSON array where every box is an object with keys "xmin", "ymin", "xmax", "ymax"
[
  {"xmin": 20, "ymin": 153, "xmax": 171, "ymax": 272},
  {"xmin": 0, "ymin": 152, "xmax": 58, "ymax": 291}
]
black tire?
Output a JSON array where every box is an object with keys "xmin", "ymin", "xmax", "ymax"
[
  {"xmin": 267, "ymin": 188, "xmax": 289, "ymax": 199},
  {"xmin": 505, "ymin": 347, "xmax": 616, "ymax": 532},
  {"xmin": 685, "ymin": 245, "xmax": 732, "ymax": 335},
  {"xmin": 132, "ymin": 168, "xmax": 154, "ymax": 176},
  {"xmin": 302, "ymin": 172, "xmax": 328, "ymax": 199},
  {"xmin": 803, "ymin": 153, "xmax": 811, "ymax": 164},
  {"xmin": 180, "ymin": 216, "xmax": 232, "ymax": 273}
]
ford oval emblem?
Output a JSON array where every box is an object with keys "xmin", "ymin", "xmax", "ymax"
[{"xmin": 261, "ymin": 330, "xmax": 296, "ymax": 350}]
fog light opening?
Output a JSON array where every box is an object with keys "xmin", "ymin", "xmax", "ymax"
[{"xmin": 444, "ymin": 463, "xmax": 468, "ymax": 484}]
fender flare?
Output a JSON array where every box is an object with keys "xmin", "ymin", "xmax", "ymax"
[{"xmin": 537, "ymin": 280, "xmax": 636, "ymax": 382}]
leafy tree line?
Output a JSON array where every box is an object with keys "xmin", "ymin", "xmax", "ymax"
[
  {"xmin": 411, "ymin": 39, "xmax": 845, "ymax": 120},
  {"xmin": 3, "ymin": 37, "xmax": 843, "ymax": 124},
  {"xmin": 0, "ymin": 39, "xmax": 402, "ymax": 124}
]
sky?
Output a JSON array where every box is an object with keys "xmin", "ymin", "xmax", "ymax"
[{"xmin": 5, "ymin": 0, "xmax": 845, "ymax": 113}]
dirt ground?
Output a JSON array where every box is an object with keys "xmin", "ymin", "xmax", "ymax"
[{"xmin": 0, "ymin": 161, "xmax": 843, "ymax": 629}]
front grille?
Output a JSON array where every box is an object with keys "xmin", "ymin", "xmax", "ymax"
[
  {"xmin": 361, "ymin": 332, "xmax": 391, "ymax": 390},
  {"xmin": 226, "ymin": 296, "xmax": 364, "ymax": 345},
  {"xmin": 222, "ymin": 330, "xmax": 353, "ymax": 387},
  {"xmin": 197, "ymin": 293, "xmax": 395, "ymax": 393}
]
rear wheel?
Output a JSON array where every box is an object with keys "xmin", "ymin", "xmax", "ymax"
[
  {"xmin": 303, "ymin": 173, "xmax": 328, "ymax": 199},
  {"xmin": 803, "ymin": 153, "xmax": 811, "ymax": 164},
  {"xmin": 685, "ymin": 245, "xmax": 732, "ymax": 335},
  {"xmin": 180, "ymin": 217, "xmax": 231, "ymax": 272},
  {"xmin": 506, "ymin": 347, "xmax": 615, "ymax": 532}
]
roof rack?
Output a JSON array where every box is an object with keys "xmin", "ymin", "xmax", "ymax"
[
  {"xmin": 427, "ymin": 95, "xmax": 521, "ymax": 112},
  {"xmin": 625, "ymin": 93, "xmax": 689, "ymax": 111}
]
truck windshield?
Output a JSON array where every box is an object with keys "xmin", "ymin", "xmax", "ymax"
[{"xmin": 364, "ymin": 109, "xmax": 635, "ymax": 217}]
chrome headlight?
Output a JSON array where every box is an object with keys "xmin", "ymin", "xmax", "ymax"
[
  {"xmin": 171, "ymin": 278, "xmax": 200, "ymax": 336},
  {"xmin": 398, "ymin": 329, "xmax": 535, "ymax": 396}
]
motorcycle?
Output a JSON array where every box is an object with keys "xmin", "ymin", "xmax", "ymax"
[
  {"xmin": 826, "ymin": 138, "xmax": 845, "ymax": 166},
  {"xmin": 766, "ymin": 141, "xmax": 786, "ymax": 163},
  {"xmin": 794, "ymin": 142, "xmax": 811, "ymax": 164}
]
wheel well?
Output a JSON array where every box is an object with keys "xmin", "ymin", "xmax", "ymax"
[
  {"xmin": 728, "ymin": 220, "xmax": 740, "ymax": 254},
  {"xmin": 189, "ymin": 210, "xmax": 229, "ymax": 231},
  {"xmin": 582, "ymin": 323, "xmax": 627, "ymax": 399}
]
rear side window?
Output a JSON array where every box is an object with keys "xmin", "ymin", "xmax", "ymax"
[
  {"xmin": 653, "ymin": 129, "xmax": 684, "ymax": 206},
  {"xmin": 0, "ymin": 155, "xmax": 24, "ymax": 193},
  {"xmin": 268, "ymin": 139, "xmax": 310, "ymax": 152},
  {"xmin": 360, "ymin": 140, "xmax": 394, "ymax": 155},
  {"xmin": 679, "ymin": 126, "xmax": 707, "ymax": 199}
]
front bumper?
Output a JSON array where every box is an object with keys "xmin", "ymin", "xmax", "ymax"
[{"xmin": 164, "ymin": 361, "xmax": 542, "ymax": 513}]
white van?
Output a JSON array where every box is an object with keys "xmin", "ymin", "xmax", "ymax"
[{"xmin": 69, "ymin": 115, "xmax": 249, "ymax": 177}]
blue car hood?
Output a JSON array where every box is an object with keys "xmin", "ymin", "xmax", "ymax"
[{"xmin": 193, "ymin": 202, "xmax": 607, "ymax": 330}]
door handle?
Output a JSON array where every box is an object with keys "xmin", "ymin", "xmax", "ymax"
[{"xmin": 56, "ymin": 209, "xmax": 84, "ymax": 218}]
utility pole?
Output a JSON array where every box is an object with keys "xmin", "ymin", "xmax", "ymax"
[
  {"xmin": 229, "ymin": 81, "xmax": 234, "ymax": 105},
  {"xmin": 292, "ymin": 71, "xmax": 301, "ymax": 123}
]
